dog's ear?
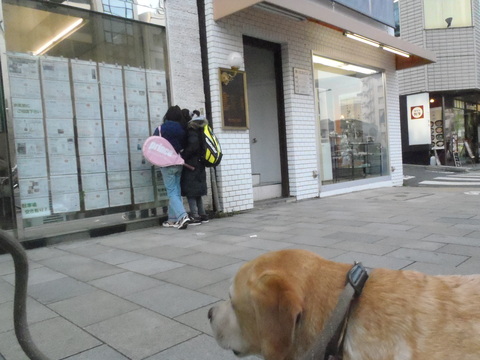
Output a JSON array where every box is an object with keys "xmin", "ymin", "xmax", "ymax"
[{"xmin": 251, "ymin": 272, "xmax": 303, "ymax": 360}]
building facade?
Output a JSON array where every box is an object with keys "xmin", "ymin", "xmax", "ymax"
[
  {"xmin": 0, "ymin": 0, "xmax": 434, "ymax": 241},
  {"xmin": 203, "ymin": 0, "xmax": 433, "ymax": 208},
  {"xmin": 398, "ymin": 0, "xmax": 480, "ymax": 166}
]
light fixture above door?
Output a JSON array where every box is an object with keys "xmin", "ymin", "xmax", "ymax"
[
  {"xmin": 220, "ymin": 52, "xmax": 244, "ymax": 85},
  {"xmin": 344, "ymin": 31, "xmax": 410, "ymax": 58}
]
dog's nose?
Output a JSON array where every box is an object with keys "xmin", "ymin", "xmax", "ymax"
[{"xmin": 208, "ymin": 307, "xmax": 213, "ymax": 321}]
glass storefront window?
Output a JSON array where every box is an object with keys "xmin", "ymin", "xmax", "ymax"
[
  {"xmin": 3, "ymin": 0, "xmax": 167, "ymax": 69},
  {"xmin": 313, "ymin": 55, "xmax": 389, "ymax": 184},
  {"xmin": 442, "ymin": 98, "xmax": 478, "ymax": 166},
  {"xmin": 423, "ymin": 0, "xmax": 472, "ymax": 29},
  {"xmin": 1, "ymin": 0, "xmax": 169, "ymax": 234}
]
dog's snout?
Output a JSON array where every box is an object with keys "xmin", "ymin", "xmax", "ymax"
[{"xmin": 208, "ymin": 307, "xmax": 213, "ymax": 321}]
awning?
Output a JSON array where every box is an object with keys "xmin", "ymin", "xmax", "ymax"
[{"xmin": 213, "ymin": 0, "xmax": 436, "ymax": 70}]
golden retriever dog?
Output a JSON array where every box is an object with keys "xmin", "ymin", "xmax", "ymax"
[{"xmin": 208, "ymin": 249, "xmax": 480, "ymax": 360}]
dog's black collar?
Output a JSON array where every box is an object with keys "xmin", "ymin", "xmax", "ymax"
[
  {"xmin": 324, "ymin": 262, "xmax": 369, "ymax": 360},
  {"xmin": 347, "ymin": 262, "xmax": 369, "ymax": 297},
  {"xmin": 299, "ymin": 262, "xmax": 369, "ymax": 360}
]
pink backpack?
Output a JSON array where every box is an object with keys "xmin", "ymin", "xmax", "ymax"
[{"xmin": 142, "ymin": 135, "xmax": 185, "ymax": 167}]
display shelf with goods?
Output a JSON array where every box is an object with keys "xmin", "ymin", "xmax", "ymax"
[
  {"xmin": 331, "ymin": 142, "xmax": 382, "ymax": 182},
  {"xmin": 430, "ymin": 106, "xmax": 444, "ymax": 154}
]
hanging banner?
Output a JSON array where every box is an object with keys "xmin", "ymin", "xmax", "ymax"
[{"xmin": 407, "ymin": 93, "xmax": 431, "ymax": 145}]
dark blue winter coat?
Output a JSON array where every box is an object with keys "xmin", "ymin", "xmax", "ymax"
[{"xmin": 153, "ymin": 120, "xmax": 186, "ymax": 153}]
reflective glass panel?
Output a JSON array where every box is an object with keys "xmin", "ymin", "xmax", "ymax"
[
  {"xmin": 314, "ymin": 55, "xmax": 389, "ymax": 184},
  {"xmin": 1, "ymin": 0, "xmax": 169, "ymax": 237}
]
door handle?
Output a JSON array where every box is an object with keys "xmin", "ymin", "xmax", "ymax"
[{"xmin": 252, "ymin": 138, "xmax": 257, "ymax": 143}]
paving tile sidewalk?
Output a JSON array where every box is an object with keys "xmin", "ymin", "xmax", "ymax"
[{"xmin": 1, "ymin": 186, "xmax": 480, "ymax": 359}]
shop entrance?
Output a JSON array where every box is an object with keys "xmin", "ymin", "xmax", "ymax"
[
  {"xmin": 438, "ymin": 96, "xmax": 479, "ymax": 166},
  {"xmin": 243, "ymin": 36, "xmax": 288, "ymax": 201}
]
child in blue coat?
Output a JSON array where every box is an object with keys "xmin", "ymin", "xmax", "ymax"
[{"xmin": 156, "ymin": 105, "xmax": 191, "ymax": 229}]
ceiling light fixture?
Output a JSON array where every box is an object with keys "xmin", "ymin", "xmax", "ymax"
[
  {"xmin": 344, "ymin": 31, "xmax": 411, "ymax": 58},
  {"xmin": 382, "ymin": 45, "xmax": 410, "ymax": 58},
  {"xmin": 313, "ymin": 55, "xmax": 378, "ymax": 75},
  {"xmin": 344, "ymin": 32, "xmax": 380, "ymax": 47},
  {"xmin": 312, "ymin": 56, "xmax": 345, "ymax": 68},
  {"xmin": 342, "ymin": 64, "xmax": 378, "ymax": 75},
  {"xmin": 33, "ymin": 18, "xmax": 84, "ymax": 56}
]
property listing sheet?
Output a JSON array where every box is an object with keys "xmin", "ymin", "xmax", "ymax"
[
  {"xmin": 99, "ymin": 63, "xmax": 132, "ymax": 207},
  {"xmin": 125, "ymin": 66, "xmax": 154, "ymax": 204},
  {"xmin": 7, "ymin": 53, "xmax": 171, "ymax": 220},
  {"xmin": 71, "ymin": 59, "xmax": 108, "ymax": 210},
  {"xmin": 41, "ymin": 56, "xmax": 80, "ymax": 213},
  {"xmin": 8, "ymin": 53, "xmax": 51, "ymax": 218}
]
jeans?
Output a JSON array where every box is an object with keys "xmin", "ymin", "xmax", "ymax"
[
  {"xmin": 159, "ymin": 165, "xmax": 187, "ymax": 222},
  {"xmin": 187, "ymin": 196, "xmax": 206, "ymax": 218}
]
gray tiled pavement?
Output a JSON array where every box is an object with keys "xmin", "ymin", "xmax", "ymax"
[{"xmin": 1, "ymin": 185, "xmax": 480, "ymax": 359}]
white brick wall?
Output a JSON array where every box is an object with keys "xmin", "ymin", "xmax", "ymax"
[
  {"xmin": 474, "ymin": 0, "xmax": 480, "ymax": 87},
  {"xmin": 397, "ymin": 0, "xmax": 428, "ymax": 94},
  {"xmin": 165, "ymin": 0, "xmax": 205, "ymax": 110},
  {"xmin": 399, "ymin": 0, "xmax": 479, "ymax": 94},
  {"xmin": 386, "ymin": 67, "xmax": 404, "ymax": 186},
  {"xmin": 164, "ymin": 0, "xmax": 219, "ymax": 211},
  {"xmin": 167, "ymin": 1, "xmax": 403, "ymax": 212}
]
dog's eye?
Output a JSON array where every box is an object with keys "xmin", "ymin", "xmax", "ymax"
[{"xmin": 296, "ymin": 312, "xmax": 302, "ymax": 326}]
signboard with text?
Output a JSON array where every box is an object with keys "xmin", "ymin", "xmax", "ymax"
[{"xmin": 407, "ymin": 93, "xmax": 431, "ymax": 146}]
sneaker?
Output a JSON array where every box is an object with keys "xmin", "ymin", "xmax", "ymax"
[
  {"xmin": 189, "ymin": 216, "xmax": 202, "ymax": 226},
  {"xmin": 177, "ymin": 215, "xmax": 191, "ymax": 230},
  {"xmin": 200, "ymin": 215, "xmax": 209, "ymax": 223},
  {"xmin": 163, "ymin": 221, "xmax": 179, "ymax": 228}
]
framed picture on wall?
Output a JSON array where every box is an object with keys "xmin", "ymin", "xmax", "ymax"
[{"xmin": 219, "ymin": 68, "xmax": 249, "ymax": 130}]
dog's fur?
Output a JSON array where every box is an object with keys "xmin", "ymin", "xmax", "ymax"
[{"xmin": 208, "ymin": 249, "xmax": 480, "ymax": 360}]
